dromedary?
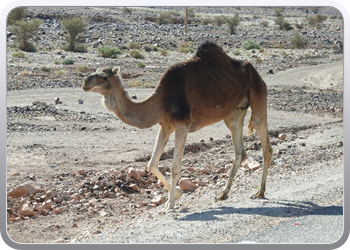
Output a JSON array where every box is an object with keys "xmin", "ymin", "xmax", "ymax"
[{"xmin": 82, "ymin": 41, "xmax": 273, "ymax": 212}]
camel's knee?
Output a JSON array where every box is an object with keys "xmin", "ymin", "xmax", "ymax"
[
  {"xmin": 171, "ymin": 163, "xmax": 181, "ymax": 180},
  {"xmin": 147, "ymin": 161, "xmax": 158, "ymax": 174},
  {"xmin": 263, "ymin": 145, "xmax": 273, "ymax": 161}
]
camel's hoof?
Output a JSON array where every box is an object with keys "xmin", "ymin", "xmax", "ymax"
[
  {"xmin": 175, "ymin": 186, "xmax": 183, "ymax": 200},
  {"xmin": 216, "ymin": 192, "xmax": 229, "ymax": 201},
  {"xmin": 250, "ymin": 193, "xmax": 265, "ymax": 199},
  {"xmin": 160, "ymin": 202, "xmax": 176, "ymax": 214}
]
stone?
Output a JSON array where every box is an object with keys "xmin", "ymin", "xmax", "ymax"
[
  {"xmin": 42, "ymin": 200, "xmax": 53, "ymax": 210},
  {"xmin": 128, "ymin": 168, "xmax": 141, "ymax": 181},
  {"xmin": 217, "ymin": 167, "xmax": 226, "ymax": 173},
  {"xmin": 54, "ymin": 97, "xmax": 62, "ymax": 104},
  {"xmin": 8, "ymin": 182, "xmax": 41, "ymax": 198},
  {"xmin": 247, "ymin": 161, "xmax": 261, "ymax": 172},
  {"xmin": 278, "ymin": 133, "xmax": 287, "ymax": 140},
  {"xmin": 46, "ymin": 189, "xmax": 58, "ymax": 199},
  {"xmin": 151, "ymin": 195, "xmax": 166, "ymax": 205},
  {"xmin": 71, "ymin": 193, "xmax": 82, "ymax": 200},
  {"xmin": 137, "ymin": 169, "xmax": 147, "ymax": 177},
  {"xmin": 20, "ymin": 204, "xmax": 34, "ymax": 216},
  {"xmin": 129, "ymin": 184, "xmax": 139, "ymax": 192},
  {"xmin": 178, "ymin": 178, "xmax": 197, "ymax": 191},
  {"xmin": 146, "ymin": 204, "xmax": 157, "ymax": 210}
]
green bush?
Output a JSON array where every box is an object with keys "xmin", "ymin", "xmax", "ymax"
[
  {"xmin": 129, "ymin": 49, "xmax": 145, "ymax": 59},
  {"xmin": 307, "ymin": 15, "xmax": 328, "ymax": 29},
  {"xmin": 241, "ymin": 40, "xmax": 261, "ymax": 50},
  {"xmin": 97, "ymin": 45, "xmax": 121, "ymax": 58},
  {"xmin": 127, "ymin": 42, "xmax": 140, "ymax": 50},
  {"xmin": 61, "ymin": 17, "xmax": 86, "ymax": 52},
  {"xmin": 201, "ymin": 17, "xmax": 213, "ymax": 25},
  {"xmin": 160, "ymin": 49, "xmax": 168, "ymax": 56},
  {"xmin": 62, "ymin": 59, "xmax": 74, "ymax": 65},
  {"xmin": 10, "ymin": 19, "xmax": 42, "ymax": 52},
  {"xmin": 212, "ymin": 15, "xmax": 226, "ymax": 26},
  {"xmin": 11, "ymin": 51, "xmax": 26, "ymax": 58},
  {"xmin": 224, "ymin": 14, "xmax": 240, "ymax": 35},
  {"xmin": 178, "ymin": 42, "xmax": 194, "ymax": 53},
  {"xmin": 137, "ymin": 62, "xmax": 146, "ymax": 68},
  {"xmin": 157, "ymin": 11, "xmax": 177, "ymax": 25},
  {"xmin": 274, "ymin": 16, "xmax": 293, "ymax": 31},
  {"xmin": 40, "ymin": 66, "xmax": 51, "ymax": 72},
  {"xmin": 7, "ymin": 7, "xmax": 27, "ymax": 25},
  {"xmin": 289, "ymin": 31, "xmax": 308, "ymax": 49}
]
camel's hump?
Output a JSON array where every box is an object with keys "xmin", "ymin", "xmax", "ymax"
[{"xmin": 195, "ymin": 40, "xmax": 224, "ymax": 58}]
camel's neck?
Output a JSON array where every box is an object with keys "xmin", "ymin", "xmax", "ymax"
[{"xmin": 103, "ymin": 75, "xmax": 162, "ymax": 129}]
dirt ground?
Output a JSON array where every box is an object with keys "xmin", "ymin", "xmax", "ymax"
[
  {"xmin": 5, "ymin": 6, "xmax": 343, "ymax": 244},
  {"xmin": 6, "ymin": 60, "xmax": 343, "ymax": 244}
]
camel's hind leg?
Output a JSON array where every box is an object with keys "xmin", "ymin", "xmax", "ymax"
[
  {"xmin": 248, "ymin": 89, "xmax": 273, "ymax": 199},
  {"xmin": 147, "ymin": 125, "xmax": 183, "ymax": 200},
  {"xmin": 217, "ymin": 108, "xmax": 248, "ymax": 200}
]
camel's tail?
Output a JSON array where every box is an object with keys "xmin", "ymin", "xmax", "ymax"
[{"xmin": 245, "ymin": 62, "xmax": 268, "ymax": 137}]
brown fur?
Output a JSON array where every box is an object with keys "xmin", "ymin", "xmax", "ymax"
[{"xmin": 82, "ymin": 41, "xmax": 273, "ymax": 212}]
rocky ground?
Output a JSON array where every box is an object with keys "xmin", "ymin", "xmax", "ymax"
[{"xmin": 6, "ymin": 6, "xmax": 343, "ymax": 244}]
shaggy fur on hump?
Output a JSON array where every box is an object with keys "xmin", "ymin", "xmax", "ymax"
[{"xmin": 195, "ymin": 40, "xmax": 223, "ymax": 58}]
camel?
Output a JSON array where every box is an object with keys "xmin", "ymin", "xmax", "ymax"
[{"xmin": 82, "ymin": 41, "xmax": 273, "ymax": 212}]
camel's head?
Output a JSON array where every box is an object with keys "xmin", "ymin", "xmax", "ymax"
[{"xmin": 82, "ymin": 66, "xmax": 120, "ymax": 94}]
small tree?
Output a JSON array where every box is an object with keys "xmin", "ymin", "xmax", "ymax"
[
  {"xmin": 10, "ymin": 19, "xmax": 42, "ymax": 52},
  {"xmin": 289, "ymin": 31, "xmax": 308, "ymax": 49},
  {"xmin": 224, "ymin": 14, "xmax": 240, "ymax": 35},
  {"xmin": 274, "ymin": 16, "xmax": 293, "ymax": 31},
  {"xmin": 307, "ymin": 14, "xmax": 328, "ymax": 29},
  {"xmin": 61, "ymin": 17, "xmax": 86, "ymax": 52},
  {"xmin": 7, "ymin": 7, "xmax": 27, "ymax": 25}
]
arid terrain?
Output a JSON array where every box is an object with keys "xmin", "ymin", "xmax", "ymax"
[{"xmin": 6, "ymin": 6, "xmax": 343, "ymax": 244}]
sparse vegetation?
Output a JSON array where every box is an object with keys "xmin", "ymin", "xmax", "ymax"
[
  {"xmin": 232, "ymin": 49, "xmax": 241, "ymax": 55},
  {"xmin": 129, "ymin": 49, "xmax": 145, "ymax": 59},
  {"xmin": 157, "ymin": 11, "xmax": 177, "ymax": 25},
  {"xmin": 61, "ymin": 17, "xmax": 86, "ymax": 52},
  {"xmin": 160, "ymin": 49, "xmax": 168, "ymax": 56},
  {"xmin": 97, "ymin": 45, "xmax": 122, "ymax": 58},
  {"xmin": 40, "ymin": 66, "xmax": 50, "ymax": 72},
  {"xmin": 127, "ymin": 42, "xmax": 140, "ymax": 50},
  {"xmin": 62, "ymin": 59, "xmax": 74, "ymax": 65},
  {"xmin": 307, "ymin": 15, "xmax": 328, "ymax": 29},
  {"xmin": 11, "ymin": 51, "xmax": 26, "ymax": 58},
  {"xmin": 10, "ymin": 19, "xmax": 42, "ymax": 52},
  {"xmin": 137, "ymin": 62, "xmax": 146, "ymax": 68},
  {"xmin": 241, "ymin": 39, "xmax": 261, "ymax": 50},
  {"xmin": 274, "ymin": 16, "xmax": 293, "ymax": 31},
  {"xmin": 260, "ymin": 21, "xmax": 269, "ymax": 27},
  {"xmin": 178, "ymin": 42, "xmax": 194, "ymax": 53},
  {"xmin": 7, "ymin": 7, "xmax": 27, "ymax": 25},
  {"xmin": 76, "ymin": 65, "xmax": 89, "ymax": 73},
  {"xmin": 223, "ymin": 14, "xmax": 240, "ymax": 35},
  {"xmin": 289, "ymin": 31, "xmax": 308, "ymax": 49}
]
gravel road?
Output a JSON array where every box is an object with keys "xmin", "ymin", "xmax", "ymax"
[{"xmin": 71, "ymin": 61, "xmax": 344, "ymax": 244}]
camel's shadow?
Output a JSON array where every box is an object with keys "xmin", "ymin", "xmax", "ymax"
[{"xmin": 176, "ymin": 200, "xmax": 343, "ymax": 221}]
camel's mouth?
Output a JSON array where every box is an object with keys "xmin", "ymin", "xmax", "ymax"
[{"xmin": 82, "ymin": 84, "xmax": 92, "ymax": 92}]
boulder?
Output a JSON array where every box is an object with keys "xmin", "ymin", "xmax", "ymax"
[
  {"xmin": 178, "ymin": 178, "xmax": 198, "ymax": 191},
  {"xmin": 8, "ymin": 182, "xmax": 41, "ymax": 198}
]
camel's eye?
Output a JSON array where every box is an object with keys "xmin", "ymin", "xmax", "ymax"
[{"xmin": 97, "ymin": 72, "xmax": 109, "ymax": 81}]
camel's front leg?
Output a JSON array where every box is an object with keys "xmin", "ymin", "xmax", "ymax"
[
  {"xmin": 147, "ymin": 125, "xmax": 183, "ymax": 200},
  {"xmin": 162, "ymin": 126, "xmax": 188, "ymax": 213}
]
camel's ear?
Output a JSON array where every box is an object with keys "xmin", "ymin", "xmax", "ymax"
[{"xmin": 112, "ymin": 66, "xmax": 120, "ymax": 76}]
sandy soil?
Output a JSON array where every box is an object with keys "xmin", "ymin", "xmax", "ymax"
[
  {"xmin": 6, "ymin": 60, "xmax": 343, "ymax": 244},
  {"xmin": 5, "ymin": 6, "xmax": 343, "ymax": 244}
]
